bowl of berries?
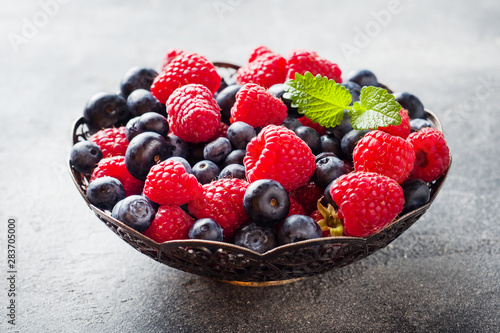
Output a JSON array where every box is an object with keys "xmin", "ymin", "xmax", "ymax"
[{"xmin": 69, "ymin": 47, "xmax": 451, "ymax": 285}]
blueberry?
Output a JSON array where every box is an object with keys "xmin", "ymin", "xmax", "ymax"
[
  {"xmin": 166, "ymin": 134, "xmax": 188, "ymax": 159},
  {"xmin": 268, "ymin": 83, "xmax": 301, "ymax": 118},
  {"xmin": 277, "ymin": 215, "xmax": 322, "ymax": 245},
  {"xmin": 219, "ymin": 164, "xmax": 246, "ymax": 180},
  {"xmin": 120, "ymin": 67, "xmax": 158, "ymax": 98},
  {"xmin": 215, "ymin": 84, "xmax": 242, "ymax": 124},
  {"xmin": 83, "ymin": 92, "xmax": 130, "ymax": 133},
  {"xmin": 203, "ymin": 137, "xmax": 232, "ymax": 164},
  {"xmin": 327, "ymin": 110, "xmax": 353, "ymax": 139},
  {"xmin": 410, "ymin": 118, "xmax": 433, "ymax": 132},
  {"xmin": 227, "ymin": 121, "xmax": 256, "ymax": 150},
  {"xmin": 313, "ymin": 156, "xmax": 350, "ymax": 188},
  {"xmin": 294, "ymin": 126, "xmax": 321, "ymax": 155},
  {"xmin": 167, "ymin": 156, "xmax": 192, "ymax": 174},
  {"xmin": 224, "ymin": 149, "xmax": 246, "ymax": 166},
  {"xmin": 187, "ymin": 142, "xmax": 206, "ymax": 167},
  {"xmin": 126, "ymin": 89, "xmax": 166, "ymax": 117},
  {"xmin": 125, "ymin": 112, "xmax": 169, "ymax": 142},
  {"xmin": 125, "ymin": 132, "xmax": 174, "ymax": 180},
  {"xmin": 344, "ymin": 69, "xmax": 378, "ymax": 87},
  {"xmin": 111, "ymin": 195, "xmax": 155, "ymax": 232},
  {"xmin": 192, "ymin": 160, "xmax": 220, "ymax": 184},
  {"xmin": 142, "ymin": 193, "xmax": 160, "ymax": 212},
  {"xmin": 342, "ymin": 81, "xmax": 362, "ymax": 103},
  {"xmin": 323, "ymin": 181, "xmax": 337, "ymax": 208},
  {"xmin": 320, "ymin": 135, "xmax": 342, "ymax": 157},
  {"xmin": 70, "ymin": 141, "xmax": 103, "ymax": 175},
  {"xmin": 243, "ymin": 179, "xmax": 290, "ymax": 228},
  {"xmin": 282, "ymin": 116, "xmax": 303, "ymax": 131},
  {"xmin": 188, "ymin": 218, "xmax": 223, "ymax": 241},
  {"xmin": 341, "ymin": 129, "xmax": 369, "ymax": 160},
  {"xmin": 401, "ymin": 179, "xmax": 431, "ymax": 214},
  {"xmin": 234, "ymin": 223, "xmax": 277, "ymax": 254},
  {"xmin": 86, "ymin": 176, "xmax": 125, "ymax": 211},
  {"xmin": 393, "ymin": 92, "xmax": 426, "ymax": 119}
]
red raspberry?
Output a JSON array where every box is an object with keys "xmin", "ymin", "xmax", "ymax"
[
  {"xmin": 166, "ymin": 84, "xmax": 221, "ymax": 143},
  {"xmin": 244, "ymin": 125, "xmax": 316, "ymax": 191},
  {"xmin": 236, "ymin": 52, "xmax": 288, "ymax": 88},
  {"xmin": 208, "ymin": 122, "xmax": 229, "ymax": 142},
  {"xmin": 288, "ymin": 182, "xmax": 324, "ymax": 215},
  {"xmin": 161, "ymin": 48, "xmax": 186, "ymax": 71},
  {"xmin": 151, "ymin": 52, "xmax": 220, "ymax": 104},
  {"xmin": 298, "ymin": 116, "xmax": 327, "ymax": 136},
  {"xmin": 353, "ymin": 130, "xmax": 415, "ymax": 184},
  {"xmin": 247, "ymin": 46, "xmax": 274, "ymax": 63},
  {"xmin": 90, "ymin": 155, "xmax": 144, "ymax": 197},
  {"xmin": 188, "ymin": 178, "xmax": 249, "ymax": 240},
  {"xmin": 143, "ymin": 160, "xmax": 203, "ymax": 206},
  {"xmin": 143, "ymin": 205, "xmax": 195, "ymax": 242},
  {"xmin": 407, "ymin": 127, "xmax": 450, "ymax": 182},
  {"xmin": 329, "ymin": 172, "xmax": 405, "ymax": 238},
  {"xmin": 89, "ymin": 126, "xmax": 128, "ymax": 158},
  {"xmin": 310, "ymin": 202, "xmax": 343, "ymax": 237},
  {"xmin": 377, "ymin": 108, "xmax": 411, "ymax": 139},
  {"xmin": 230, "ymin": 84, "xmax": 287, "ymax": 128},
  {"xmin": 287, "ymin": 50, "xmax": 342, "ymax": 83},
  {"xmin": 274, "ymin": 196, "xmax": 305, "ymax": 231}
]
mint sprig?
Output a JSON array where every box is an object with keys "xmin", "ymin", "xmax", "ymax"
[{"xmin": 284, "ymin": 72, "xmax": 402, "ymax": 130}]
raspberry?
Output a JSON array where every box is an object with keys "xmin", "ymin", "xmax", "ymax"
[
  {"xmin": 288, "ymin": 182, "xmax": 324, "ymax": 215},
  {"xmin": 166, "ymin": 84, "xmax": 221, "ymax": 143},
  {"xmin": 208, "ymin": 122, "xmax": 229, "ymax": 142},
  {"xmin": 236, "ymin": 52, "xmax": 288, "ymax": 88},
  {"xmin": 161, "ymin": 48, "xmax": 186, "ymax": 71},
  {"xmin": 329, "ymin": 172, "xmax": 404, "ymax": 238},
  {"xmin": 407, "ymin": 127, "xmax": 450, "ymax": 182},
  {"xmin": 244, "ymin": 125, "xmax": 316, "ymax": 191},
  {"xmin": 143, "ymin": 205, "xmax": 195, "ymax": 242},
  {"xmin": 89, "ymin": 126, "xmax": 128, "ymax": 158},
  {"xmin": 90, "ymin": 155, "xmax": 144, "ymax": 197},
  {"xmin": 377, "ymin": 108, "xmax": 411, "ymax": 139},
  {"xmin": 287, "ymin": 196, "xmax": 306, "ymax": 217},
  {"xmin": 353, "ymin": 130, "xmax": 415, "ymax": 184},
  {"xmin": 247, "ymin": 46, "xmax": 274, "ymax": 63},
  {"xmin": 287, "ymin": 50, "xmax": 342, "ymax": 82},
  {"xmin": 143, "ymin": 160, "xmax": 203, "ymax": 206},
  {"xmin": 230, "ymin": 84, "xmax": 287, "ymax": 128},
  {"xmin": 151, "ymin": 52, "xmax": 220, "ymax": 104},
  {"xmin": 310, "ymin": 201, "xmax": 343, "ymax": 237},
  {"xmin": 188, "ymin": 178, "xmax": 249, "ymax": 239},
  {"xmin": 298, "ymin": 116, "xmax": 327, "ymax": 136}
]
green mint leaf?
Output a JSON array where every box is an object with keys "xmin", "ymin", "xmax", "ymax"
[
  {"xmin": 284, "ymin": 72, "xmax": 352, "ymax": 128},
  {"xmin": 350, "ymin": 86, "xmax": 402, "ymax": 130}
]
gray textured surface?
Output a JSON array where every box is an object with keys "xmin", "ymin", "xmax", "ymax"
[{"xmin": 1, "ymin": 0, "xmax": 499, "ymax": 332}]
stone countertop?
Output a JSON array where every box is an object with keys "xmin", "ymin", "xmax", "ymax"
[{"xmin": 1, "ymin": 0, "xmax": 499, "ymax": 332}]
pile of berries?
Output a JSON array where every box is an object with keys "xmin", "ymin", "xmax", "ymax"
[{"xmin": 70, "ymin": 46, "xmax": 450, "ymax": 254}]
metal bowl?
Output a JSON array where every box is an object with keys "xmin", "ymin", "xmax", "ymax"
[{"xmin": 69, "ymin": 64, "xmax": 451, "ymax": 285}]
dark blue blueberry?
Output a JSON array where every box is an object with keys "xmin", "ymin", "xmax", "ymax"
[
  {"xmin": 142, "ymin": 193, "xmax": 160, "ymax": 212},
  {"xmin": 277, "ymin": 215, "xmax": 322, "ymax": 245},
  {"xmin": 393, "ymin": 92, "xmax": 426, "ymax": 119},
  {"xmin": 401, "ymin": 179, "xmax": 431, "ymax": 214},
  {"xmin": 268, "ymin": 83, "xmax": 301, "ymax": 118},
  {"xmin": 125, "ymin": 132, "xmax": 174, "ymax": 180},
  {"xmin": 125, "ymin": 112, "xmax": 169, "ymax": 142},
  {"xmin": 326, "ymin": 110, "xmax": 352, "ymax": 139},
  {"xmin": 187, "ymin": 142, "xmax": 206, "ymax": 167},
  {"xmin": 111, "ymin": 195, "xmax": 155, "ymax": 232},
  {"xmin": 342, "ymin": 81, "xmax": 362, "ymax": 103},
  {"xmin": 224, "ymin": 149, "xmax": 246, "ymax": 166},
  {"xmin": 410, "ymin": 118, "xmax": 433, "ymax": 132},
  {"xmin": 243, "ymin": 179, "xmax": 290, "ymax": 228},
  {"xmin": 120, "ymin": 67, "xmax": 158, "ymax": 98},
  {"xmin": 167, "ymin": 156, "xmax": 192, "ymax": 174},
  {"xmin": 70, "ymin": 141, "xmax": 103, "ymax": 175},
  {"xmin": 227, "ymin": 121, "xmax": 256, "ymax": 150},
  {"xmin": 203, "ymin": 137, "xmax": 232, "ymax": 164},
  {"xmin": 344, "ymin": 69, "xmax": 378, "ymax": 87},
  {"xmin": 341, "ymin": 129, "xmax": 370, "ymax": 161},
  {"xmin": 192, "ymin": 160, "xmax": 220, "ymax": 184},
  {"xmin": 166, "ymin": 134, "xmax": 188, "ymax": 159},
  {"xmin": 294, "ymin": 126, "xmax": 321, "ymax": 155},
  {"xmin": 215, "ymin": 84, "xmax": 242, "ymax": 124},
  {"xmin": 188, "ymin": 218, "xmax": 223, "ymax": 241},
  {"xmin": 320, "ymin": 135, "xmax": 342, "ymax": 157},
  {"xmin": 282, "ymin": 116, "xmax": 303, "ymax": 131},
  {"xmin": 126, "ymin": 89, "xmax": 166, "ymax": 117},
  {"xmin": 83, "ymin": 92, "xmax": 130, "ymax": 133},
  {"xmin": 86, "ymin": 176, "xmax": 125, "ymax": 211},
  {"xmin": 219, "ymin": 164, "xmax": 246, "ymax": 180},
  {"xmin": 234, "ymin": 223, "xmax": 277, "ymax": 254},
  {"xmin": 313, "ymin": 156, "xmax": 350, "ymax": 188},
  {"xmin": 323, "ymin": 181, "xmax": 337, "ymax": 208}
]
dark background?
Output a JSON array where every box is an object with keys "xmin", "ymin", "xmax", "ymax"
[{"xmin": 1, "ymin": 0, "xmax": 499, "ymax": 332}]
